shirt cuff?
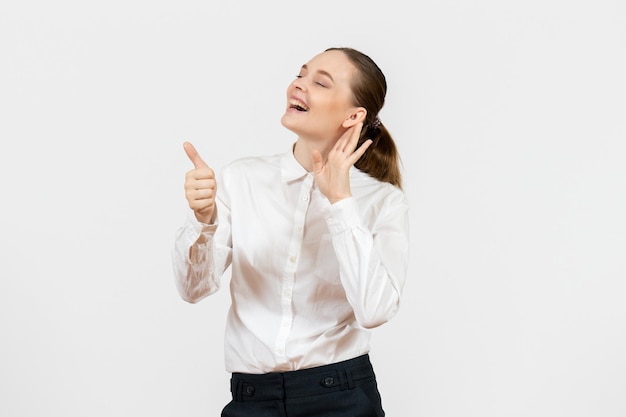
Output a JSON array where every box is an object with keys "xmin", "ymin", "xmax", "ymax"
[
  {"xmin": 186, "ymin": 210, "xmax": 218, "ymax": 237},
  {"xmin": 325, "ymin": 197, "xmax": 362, "ymax": 235}
]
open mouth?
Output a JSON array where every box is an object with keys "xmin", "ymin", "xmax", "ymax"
[{"xmin": 289, "ymin": 99, "xmax": 309, "ymax": 112}]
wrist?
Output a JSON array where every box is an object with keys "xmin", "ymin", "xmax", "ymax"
[{"xmin": 194, "ymin": 209, "xmax": 216, "ymax": 225}]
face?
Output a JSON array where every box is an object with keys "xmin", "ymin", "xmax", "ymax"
[{"xmin": 280, "ymin": 50, "xmax": 365, "ymax": 141}]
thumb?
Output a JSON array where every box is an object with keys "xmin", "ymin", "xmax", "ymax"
[
  {"xmin": 311, "ymin": 149, "xmax": 324, "ymax": 173},
  {"xmin": 183, "ymin": 141, "xmax": 209, "ymax": 169}
]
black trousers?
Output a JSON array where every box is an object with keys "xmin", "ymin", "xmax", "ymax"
[{"xmin": 221, "ymin": 354, "xmax": 385, "ymax": 417}]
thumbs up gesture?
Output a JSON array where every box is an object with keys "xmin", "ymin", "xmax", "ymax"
[{"xmin": 183, "ymin": 142, "xmax": 216, "ymax": 224}]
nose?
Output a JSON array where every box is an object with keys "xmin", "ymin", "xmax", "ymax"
[{"xmin": 292, "ymin": 77, "xmax": 305, "ymax": 92}]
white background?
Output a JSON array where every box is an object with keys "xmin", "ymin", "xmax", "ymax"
[{"xmin": 1, "ymin": 1, "xmax": 625, "ymax": 416}]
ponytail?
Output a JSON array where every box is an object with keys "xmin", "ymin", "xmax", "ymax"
[{"xmin": 356, "ymin": 120, "xmax": 402, "ymax": 189}]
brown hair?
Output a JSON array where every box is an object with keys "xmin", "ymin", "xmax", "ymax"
[{"xmin": 326, "ymin": 47, "xmax": 403, "ymax": 189}]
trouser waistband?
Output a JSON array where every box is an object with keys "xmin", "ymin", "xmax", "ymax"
[{"xmin": 230, "ymin": 354, "xmax": 376, "ymax": 402}]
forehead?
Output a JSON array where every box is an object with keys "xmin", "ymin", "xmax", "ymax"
[{"xmin": 304, "ymin": 50, "xmax": 357, "ymax": 80}]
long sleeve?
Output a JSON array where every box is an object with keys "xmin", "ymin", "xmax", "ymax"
[
  {"xmin": 172, "ymin": 182, "xmax": 234, "ymax": 305},
  {"xmin": 171, "ymin": 212, "xmax": 220, "ymax": 303},
  {"xmin": 325, "ymin": 191, "xmax": 410, "ymax": 329}
]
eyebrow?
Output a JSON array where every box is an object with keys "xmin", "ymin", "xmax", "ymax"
[{"xmin": 301, "ymin": 64, "xmax": 334, "ymax": 82}]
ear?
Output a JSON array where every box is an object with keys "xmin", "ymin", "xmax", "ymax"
[{"xmin": 342, "ymin": 107, "xmax": 367, "ymax": 128}]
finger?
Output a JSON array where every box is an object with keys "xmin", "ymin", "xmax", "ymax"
[
  {"xmin": 186, "ymin": 167, "xmax": 215, "ymax": 182},
  {"xmin": 336, "ymin": 123, "xmax": 363, "ymax": 153},
  {"xmin": 334, "ymin": 125, "xmax": 355, "ymax": 152},
  {"xmin": 187, "ymin": 188, "xmax": 215, "ymax": 202},
  {"xmin": 183, "ymin": 141, "xmax": 209, "ymax": 169},
  {"xmin": 345, "ymin": 122, "xmax": 364, "ymax": 153},
  {"xmin": 347, "ymin": 139, "xmax": 373, "ymax": 165},
  {"xmin": 185, "ymin": 178, "xmax": 216, "ymax": 192},
  {"xmin": 189, "ymin": 198, "xmax": 215, "ymax": 213}
]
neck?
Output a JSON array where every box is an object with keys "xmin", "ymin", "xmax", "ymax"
[
  {"xmin": 292, "ymin": 127, "xmax": 345, "ymax": 171},
  {"xmin": 292, "ymin": 138, "xmax": 334, "ymax": 172}
]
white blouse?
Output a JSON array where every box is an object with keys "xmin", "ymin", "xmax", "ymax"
[{"xmin": 172, "ymin": 147, "xmax": 409, "ymax": 374}]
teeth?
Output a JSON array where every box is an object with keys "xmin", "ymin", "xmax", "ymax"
[{"xmin": 289, "ymin": 99, "xmax": 309, "ymax": 111}]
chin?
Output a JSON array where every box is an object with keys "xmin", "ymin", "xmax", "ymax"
[{"xmin": 280, "ymin": 114, "xmax": 300, "ymax": 134}]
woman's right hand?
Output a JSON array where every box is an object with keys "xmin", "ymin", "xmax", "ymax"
[{"xmin": 183, "ymin": 142, "xmax": 216, "ymax": 224}]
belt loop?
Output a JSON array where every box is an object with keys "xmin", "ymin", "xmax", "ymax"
[
  {"xmin": 345, "ymin": 367, "xmax": 354, "ymax": 389},
  {"xmin": 337, "ymin": 369, "xmax": 347, "ymax": 391},
  {"xmin": 338, "ymin": 365, "xmax": 355, "ymax": 391},
  {"xmin": 236, "ymin": 379, "xmax": 244, "ymax": 401}
]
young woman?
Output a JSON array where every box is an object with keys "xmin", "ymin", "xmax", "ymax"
[{"xmin": 172, "ymin": 47, "xmax": 409, "ymax": 417}]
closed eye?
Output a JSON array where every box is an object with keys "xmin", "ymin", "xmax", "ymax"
[{"xmin": 294, "ymin": 74, "xmax": 328, "ymax": 87}]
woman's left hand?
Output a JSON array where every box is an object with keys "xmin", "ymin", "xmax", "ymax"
[{"xmin": 312, "ymin": 122, "xmax": 372, "ymax": 204}]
